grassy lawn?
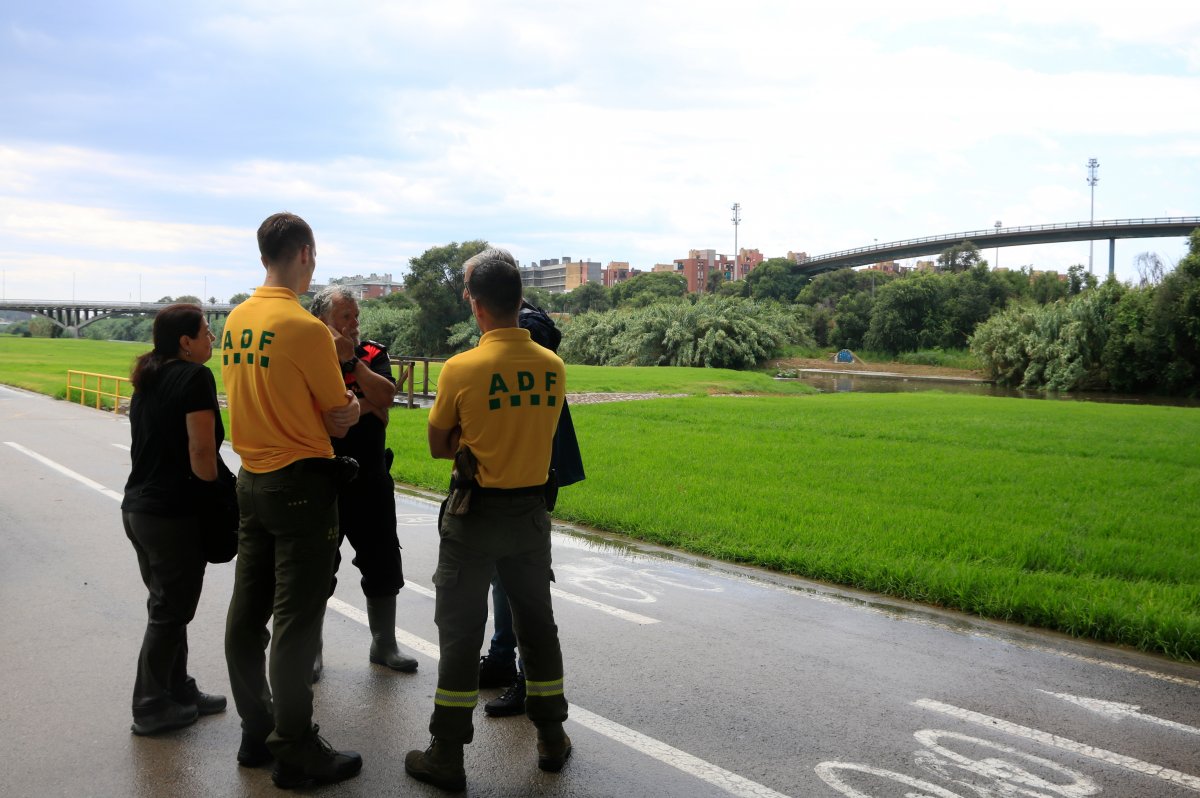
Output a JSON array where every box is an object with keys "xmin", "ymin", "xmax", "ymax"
[{"xmin": 4, "ymin": 337, "xmax": 1197, "ymax": 660}]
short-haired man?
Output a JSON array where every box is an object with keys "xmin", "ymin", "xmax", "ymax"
[
  {"xmin": 223, "ymin": 212, "xmax": 365, "ymax": 789},
  {"xmin": 405, "ymin": 248, "xmax": 571, "ymax": 791},
  {"xmin": 309, "ymin": 285, "xmax": 418, "ymax": 675}
]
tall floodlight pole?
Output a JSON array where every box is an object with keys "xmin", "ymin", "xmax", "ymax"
[
  {"xmin": 731, "ymin": 202, "xmax": 741, "ymax": 281},
  {"xmin": 994, "ymin": 220, "xmax": 1002, "ymax": 269},
  {"xmin": 1087, "ymin": 158, "xmax": 1099, "ymax": 274}
]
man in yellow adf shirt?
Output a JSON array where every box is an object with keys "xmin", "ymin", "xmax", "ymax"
[{"xmin": 222, "ymin": 212, "xmax": 364, "ymax": 789}]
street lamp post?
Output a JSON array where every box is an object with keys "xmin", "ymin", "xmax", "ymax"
[
  {"xmin": 1087, "ymin": 158, "xmax": 1100, "ymax": 274},
  {"xmin": 731, "ymin": 202, "xmax": 741, "ymax": 282},
  {"xmin": 994, "ymin": 220, "xmax": 1002, "ymax": 269}
]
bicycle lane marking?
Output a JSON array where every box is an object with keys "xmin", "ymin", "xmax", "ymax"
[
  {"xmin": 328, "ymin": 596, "xmax": 790, "ymax": 798},
  {"xmin": 913, "ymin": 698, "xmax": 1200, "ymax": 792}
]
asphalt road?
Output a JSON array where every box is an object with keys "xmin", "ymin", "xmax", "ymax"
[{"xmin": 2, "ymin": 384, "xmax": 1198, "ymax": 798}]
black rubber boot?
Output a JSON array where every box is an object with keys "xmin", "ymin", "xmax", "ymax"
[{"xmin": 367, "ymin": 595, "xmax": 418, "ymax": 672}]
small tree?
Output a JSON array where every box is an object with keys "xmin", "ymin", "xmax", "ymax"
[
  {"xmin": 937, "ymin": 241, "xmax": 982, "ymax": 273},
  {"xmin": 560, "ymin": 281, "xmax": 611, "ymax": 315}
]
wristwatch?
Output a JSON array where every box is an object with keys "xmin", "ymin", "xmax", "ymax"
[{"xmin": 340, "ymin": 357, "xmax": 360, "ymax": 374}]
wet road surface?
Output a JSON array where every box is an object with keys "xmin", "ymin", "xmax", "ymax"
[{"xmin": 2, "ymin": 384, "xmax": 1198, "ymax": 797}]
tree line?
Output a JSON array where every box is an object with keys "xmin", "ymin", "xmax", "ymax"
[{"xmin": 9, "ymin": 232, "xmax": 1197, "ymax": 396}]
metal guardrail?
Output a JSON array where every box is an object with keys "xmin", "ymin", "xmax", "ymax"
[
  {"xmin": 391, "ymin": 356, "xmax": 446, "ymax": 409},
  {"xmin": 66, "ymin": 370, "xmax": 130, "ymax": 414}
]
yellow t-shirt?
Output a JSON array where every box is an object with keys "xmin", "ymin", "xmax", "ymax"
[
  {"xmin": 221, "ymin": 286, "xmax": 348, "ymax": 473},
  {"xmin": 429, "ymin": 327, "xmax": 565, "ymax": 489}
]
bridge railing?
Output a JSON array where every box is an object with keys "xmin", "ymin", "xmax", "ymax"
[
  {"xmin": 66, "ymin": 370, "xmax": 131, "ymax": 414},
  {"xmin": 803, "ymin": 216, "xmax": 1200, "ymax": 264}
]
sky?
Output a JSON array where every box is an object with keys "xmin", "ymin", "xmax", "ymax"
[{"xmin": 1, "ymin": 0, "xmax": 1198, "ymax": 303}]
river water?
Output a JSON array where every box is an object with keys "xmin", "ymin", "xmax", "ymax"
[{"xmin": 787, "ymin": 371, "xmax": 1200, "ymax": 408}]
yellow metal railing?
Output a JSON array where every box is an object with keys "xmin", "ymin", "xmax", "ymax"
[{"xmin": 66, "ymin": 370, "xmax": 131, "ymax": 414}]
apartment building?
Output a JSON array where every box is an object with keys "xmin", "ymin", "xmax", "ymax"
[
  {"xmin": 602, "ymin": 261, "xmax": 643, "ymax": 287},
  {"xmin": 519, "ymin": 258, "xmax": 602, "ymax": 293},
  {"xmin": 328, "ymin": 273, "xmax": 404, "ymax": 299},
  {"xmin": 733, "ymin": 248, "xmax": 764, "ymax": 280},
  {"xmin": 673, "ymin": 249, "xmax": 734, "ymax": 293}
]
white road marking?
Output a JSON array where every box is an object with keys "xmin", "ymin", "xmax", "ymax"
[
  {"xmin": 402, "ymin": 579, "xmax": 659, "ymax": 625},
  {"xmin": 5, "ymin": 441, "xmax": 124, "ymax": 502},
  {"xmin": 1040, "ymin": 690, "xmax": 1200, "ymax": 736},
  {"xmin": 396, "ymin": 513, "xmax": 438, "ymax": 526},
  {"xmin": 550, "ymin": 585, "xmax": 659, "ymax": 624},
  {"xmin": 112, "ymin": 443, "xmax": 130, "ymax": 451},
  {"xmin": 403, "ymin": 582, "xmax": 436, "ymax": 599},
  {"xmin": 326, "ymin": 596, "xmax": 789, "ymax": 798},
  {"xmin": 913, "ymin": 698, "xmax": 1200, "ymax": 792}
]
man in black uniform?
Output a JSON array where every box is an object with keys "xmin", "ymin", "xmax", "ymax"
[{"xmin": 310, "ymin": 285, "xmax": 418, "ymax": 676}]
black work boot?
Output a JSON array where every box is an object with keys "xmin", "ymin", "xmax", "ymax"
[
  {"xmin": 130, "ymin": 699, "xmax": 198, "ymax": 736},
  {"xmin": 367, "ymin": 595, "xmax": 418, "ymax": 672},
  {"xmin": 536, "ymin": 724, "xmax": 572, "ymax": 773},
  {"xmin": 271, "ymin": 725, "xmax": 363, "ymax": 789},
  {"xmin": 236, "ymin": 731, "xmax": 273, "ymax": 767},
  {"xmin": 174, "ymin": 685, "xmax": 227, "ymax": 716},
  {"xmin": 484, "ymin": 671, "xmax": 526, "ymax": 717},
  {"xmin": 477, "ymin": 653, "xmax": 516, "ymax": 689},
  {"xmin": 405, "ymin": 737, "xmax": 466, "ymax": 792}
]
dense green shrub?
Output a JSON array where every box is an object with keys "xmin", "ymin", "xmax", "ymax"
[
  {"xmin": 560, "ymin": 296, "xmax": 810, "ymax": 369},
  {"xmin": 973, "ymin": 229, "xmax": 1200, "ymax": 395},
  {"xmin": 972, "ymin": 283, "xmax": 1124, "ymax": 391},
  {"xmin": 359, "ymin": 303, "xmax": 420, "ymax": 355}
]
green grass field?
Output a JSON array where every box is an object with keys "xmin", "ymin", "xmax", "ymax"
[
  {"xmin": 384, "ymin": 392, "xmax": 1200, "ymax": 661},
  {"xmin": 4, "ymin": 337, "xmax": 1198, "ymax": 660}
]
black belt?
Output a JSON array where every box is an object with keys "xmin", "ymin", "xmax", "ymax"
[{"xmin": 470, "ymin": 483, "xmax": 546, "ymax": 497}]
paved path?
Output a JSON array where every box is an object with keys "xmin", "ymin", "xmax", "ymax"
[{"xmin": 2, "ymin": 385, "xmax": 1198, "ymax": 797}]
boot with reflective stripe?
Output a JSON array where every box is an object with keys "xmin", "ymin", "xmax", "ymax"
[
  {"xmin": 367, "ymin": 595, "xmax": 418, "ymax": 672},
  {"xmin": 405, "ymin": 736, "xmax": 466, "ymax": 792}
]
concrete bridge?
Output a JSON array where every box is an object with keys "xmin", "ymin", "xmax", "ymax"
[
  {"xmin": 0, "ymin": 299, "xmax": 234, "ymax": 336},
  {"xmin": 797, "ymin": 216, "xmax": 1200, "ymax": 276}
]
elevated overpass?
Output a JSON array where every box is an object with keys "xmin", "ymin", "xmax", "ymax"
[
  {"xmin": 796, "ymin": 217, "xmax": 1200, "ymax": 277},
  {"xmin": 0, "ymin": 299, "xmax": 234, "ymax": 335}
]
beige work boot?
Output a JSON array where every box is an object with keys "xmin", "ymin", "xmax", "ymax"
[
  {"xmin": 536, "ymin": 724, "xmax": 572, "ymax": 773},
  {"xmin": 405, "ymin": 737, "xmax": 466, "ymax": 792}
]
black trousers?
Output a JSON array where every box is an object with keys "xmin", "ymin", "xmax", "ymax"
[
  {"xmin": 122, "ymin": 511, "xmax": 207, "ymax": 717},
  {"xmin": 331, "ymin": 468, "xmax": 404, "ymax": 598},
  {"xmin": 225, "ymin": 461, "xmax": 340, "ymax": 760}
]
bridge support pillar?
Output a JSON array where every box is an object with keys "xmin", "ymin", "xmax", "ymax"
[{"xmin": 1108, "ymin": 239, "xmax": 1115, "ymax": 280}]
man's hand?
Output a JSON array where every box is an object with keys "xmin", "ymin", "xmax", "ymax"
[
  {"xmin": 328, "ymin": 323, "xmax": 356, "ymax": 362},
  {"xmin": 323, "ymin": 391, "xmax": 361, "ymax": 438}
]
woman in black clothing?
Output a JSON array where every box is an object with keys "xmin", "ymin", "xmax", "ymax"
[{"xmin": 121, "ymin": 304, "xmax": 227, "ymax": 735}]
